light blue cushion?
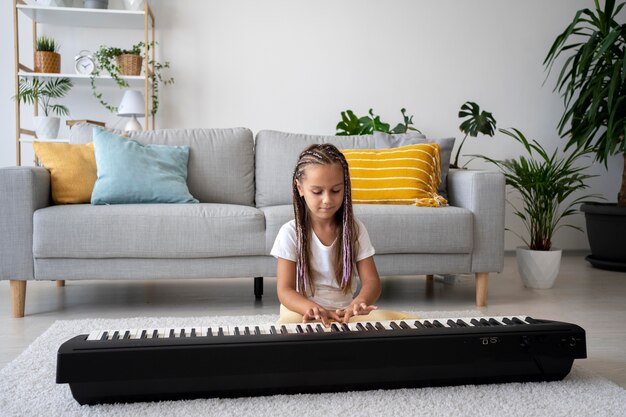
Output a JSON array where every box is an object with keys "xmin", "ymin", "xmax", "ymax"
[{"xmin": 91, "ymin": 128, "xmax": 198, "ymax": 205}]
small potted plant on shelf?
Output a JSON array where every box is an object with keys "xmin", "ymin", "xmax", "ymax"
[
  {"xmin": 90, "ymin": 42, "xmax": 174, "ymax": 116},
  {"xmin": 14, "ymin": 77, "xmax": 73, "ymax": 140},
  {"xmin": 34, "ymin": 35, "xmax": 60, "ymax": 74},
  {"xmin": 473, "ymin": 128, "xmax": 599, "ymax": 289},
  {"xmin": 543, "ymin": 0, "xmax": 626, "ymax": 271}
]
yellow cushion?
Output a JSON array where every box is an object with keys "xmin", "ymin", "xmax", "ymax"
[
  {"xmin": 33, "ymin": 142, "xmax": 97, "ymax": 204},
  {"xmin": 341, "ymin": 143, "xmax": 447, "ymax": 207}
]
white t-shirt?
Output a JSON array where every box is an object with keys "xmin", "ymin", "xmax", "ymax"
[{"xmin": 270, "ymin": 218, "xmax": 375, "ymax": 309}]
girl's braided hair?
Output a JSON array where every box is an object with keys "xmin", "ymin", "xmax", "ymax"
[{"xmin": 292, "ymin": 143, "xmax": 359, "ymax": 295}]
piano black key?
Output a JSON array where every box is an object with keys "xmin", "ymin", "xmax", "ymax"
[
  {"xmin": 218, "ymin": 327, "xmax": 224, "ymax": 336},
  {"xmin": 502, "ymin": 317, "xmax": 514, "ymax": 325},
  {"xmin": 488, "ymin": 318, "xmax": 501, "ymax": 326},
  {"xmin": 433, "ymin": 320, "xmax": 444, "ymax": 328},
  {"xmin": 390, "ymin": 321, "xmax": 401, "ymax": 330},
  {"xmin": 190, "ymin": 328, "xmax": 196, "ymax": 337},
  {"xmin": 356, "ymin": 323, "xmax": 366, "ymax": 331},
  {"xmin": 269, "ymin": 326, "xmax": 277, "ymax": 335},
  {"xmin": 140, "ymin": 330, "xmax": 147, "ymax": 339},
  {"xmin": 180, "ymin": 329, "xmax": 186, "ymax": 338},
  {"xmin": 512, "ymin": 317, "xmax": 526, "ymax": 325},
  {"xmin": 423, "ymin": 320, "xmax": 434, "ymax": 328},
  {"xmin": 152, "ymin": 329, "xmax": 158, "ymax": 338},
  {"xmin": 254, "ymin": 326, "xmax": 261, "ymax": 335},
  {"xmin": 206, "ymin": 328, "xmax": 213, "ymax": 337},
  {"xmin": 470, "ymin": 319, "xmax": 483, "ymax": 327},
  {"xmin": 413, "ymin": 321, "xmax": 425, "ymax": 329},
  {"xmin": 456, "ymin": 319, "xmax": 469, "ymax": 327},
  {"xmin": 447, "ymin": 319, "xmax": 459, "ymax": 328},
  {"xmin": 100, "ymin": 331, "xmax": 109, "ymax": 341},
  {"xmin": 280, "ymin": 325, "xmax": 288, "ymax": 334},
  {"xmin": 243, "ymin": 327, "xmax": 250, "ymax": 336},
  {"xmin": 479, "ymin": 318, "xmax": 491, "ymax": 326},
  {"xmin": 399, "ymin": 321, "xmax": 410, "ymax": 329},
  {"xmin": 341, "ymin": 323, "xmax": 350, "ymax": 332},
  {"xmin": 112, "ymin": 331, "xmax": 120, "ymax": 340},
  {"xmin": 375, "ymin": 322, "xmax": 385, "ymax": 330},
  {"xmin": 296, "ymin": 325, "xmax": 304, "ymax": 334},
  {"xmin": 331, "ymin": 323, "xmax": 341, "ymax": 332},
  {"xmin": 306, "ymin": 325, "xmax": 314, "ymax": 333},
  {"xmin": 234, "ymin": 327, "xmax": 241, "ymax": 336},
  {"xmin": 169, "ymin": 329, "xmax": 175, "ymax": 338},
  {"xmin": 123, "ymin": 331, "xmax": 131, "ymax": 339},
  {"xmin": 525, "ymin": 317, "xmax": 540, "ymax": 324},
  {"xmin": 366, "ymin": 323, "xmax": 376, "ymax": 331},
  {"xmin": 316, "ymin": 324, "xmax": 324, "ymax": 333}
]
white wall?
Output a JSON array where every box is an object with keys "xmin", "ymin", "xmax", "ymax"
[{"xmin": 0, "ymin": 0, "xmax": 623, "ymax": 250}]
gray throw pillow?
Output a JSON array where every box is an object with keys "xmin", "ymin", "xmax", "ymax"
[{"xmin": 373, "ymin": 131, "xmax": 455, "ymax": 199}]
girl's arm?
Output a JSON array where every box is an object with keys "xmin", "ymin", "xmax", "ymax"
[
  {"xmin": 339, "ymin": 256, "xmax": 382, "ymax": 322},
  {"xmin": 276, "ymin": 257, "xmax": 338, "ymax": 325}
]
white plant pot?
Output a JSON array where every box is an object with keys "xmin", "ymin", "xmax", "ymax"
[
  {"xmin": 123, "ymin": 0, "xmax": 144, "ymax": 10},
  {"xmin": 516, "ymin": 247, "xmax": 562, "ymax": 289},
  {"xmin": 34, "ymin": 116, "xmax": 61, "ymax": 140}
]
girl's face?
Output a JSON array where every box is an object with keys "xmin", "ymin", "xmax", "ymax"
[{"xmin": 296, "ymin": 163, "xmax": 344, "ymax": 223}]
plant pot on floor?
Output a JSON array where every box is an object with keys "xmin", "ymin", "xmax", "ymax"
[
  {"xmin": 516, "ymin": 247, "xmax": 562, "ymax": 289},
  {"xmin": 34, "ymin": 116, "xmax": 61, "ymax": 140},
  {"xmin": 581, "ymin": 203, "xmax": 626, "ymax": 272}
]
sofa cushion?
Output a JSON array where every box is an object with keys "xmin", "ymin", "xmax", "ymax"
[
  {"xmin": 255, "ymin": 130, "xmax": 378, "ymax": 208},
  {"xmin": 33, "ymin": 204, "xmax": 266, "ymax": 258},
  {"xmin": 72, "ymin": 125, "xmax": 255, "ymax": 206},
  {"xmin": 261, "ymin": 204, "xmax": 472, "ymax": 255},
  {"xmin": 91, "ymin": 129, "xmax": 198, "ymax": 205},
  {"xmin": 32, "ymin": 142, "xmax": 96, "ymax": 204},
  {"xmin": 342, "ymin": 144, "xmax": 446, "ymax": 207}
]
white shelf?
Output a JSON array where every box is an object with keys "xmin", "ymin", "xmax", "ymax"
[
  {"xmin": 17, "ymin": 4, "xmax": 147, "ymax": 29},
  {"xmin": 17, "ymin": 71, "xmax": 149, "ymax": 85},
  {"xmin": 19, "ymin": 137, "xmax": 70, "ymax": 143}
]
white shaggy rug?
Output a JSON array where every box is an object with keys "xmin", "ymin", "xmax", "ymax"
[{"xmin": 1, "ymin": 310, "xmax": 625, "ymax": 417}]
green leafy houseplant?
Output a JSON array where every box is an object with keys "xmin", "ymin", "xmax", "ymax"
[
  {"xmin": 543, "ymin": 0, "xmax": 626, "ymax": 207},
  {"xmin": 336, "ymin": 108, "xmax": 421, "ymax": 135},
  {"xmin": 90, "ymin": 42, "xmax": 174, "ymax": 115},
  {"xmin": 36, "ymin": 35, "xmax": 59, "ymax": 52},
  {"xmin": 473, "ymin": 128, "xmax": 599, "ymax": 251},
  {"xmin": 452, "ymin": 101, "xmax": 497, "ymax": 168},
  {"xmin": 14, "ymin": 77, "xmax": 72, "ymax": 117}
]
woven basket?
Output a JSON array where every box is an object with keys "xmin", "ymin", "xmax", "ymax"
[
  {"xmin": 34, "ymin": 51, "xmax": 60, "ymax": 73},
  {"xmin": 116, "ymin": 54, "xmax": 142, "ymax": 76}
]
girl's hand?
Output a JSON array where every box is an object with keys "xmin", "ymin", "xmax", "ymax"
[
  {"xmin": 302, "ymin": 306, "xmax": 340, "ymax": 327},
  {"xmin": 336, "ymin": 302, "xmax": 378, "ymax": 323}
]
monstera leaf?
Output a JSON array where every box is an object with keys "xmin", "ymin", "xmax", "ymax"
[{"xmin": 453, "ymin": 101, "xmax": 497, "ymax": 167}]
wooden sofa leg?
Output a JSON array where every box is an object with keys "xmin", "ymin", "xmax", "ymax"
[
  {"xmin": 254, "ymin": 277, "xmax": 263, "ymax": 299},
  {"xmin": 10, "ymin": 280, "xmax": 26, "ymax": 318},
  {"xmin": 426, "ymin": 274, "xmax": 434, "ymax": 281},
  {"xmin": 56, "ymin": 280, "xmax": 65, "ymax": 287},
  {"xmin": 475, "ymin": 272, "xmax": 488, "ymax": 307}
]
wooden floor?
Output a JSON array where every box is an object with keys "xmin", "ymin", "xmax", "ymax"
[{"xmin": 1, "ymin": 253, "xmax": 624, "ymax": 388}]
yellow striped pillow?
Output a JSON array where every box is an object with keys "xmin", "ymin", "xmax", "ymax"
[{"xmin": 341, "ymin": 143, "xmax": 447, "ymax": 207}]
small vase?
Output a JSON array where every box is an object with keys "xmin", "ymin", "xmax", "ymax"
[
  {"xmin": 516, "ymin": 247, "xmax": 562, "ymax": 289},
  {"xmin": 34, "ymin": 116, "xmax": 61, "ymax": 140},
  {"xmin": 34, "ymin": 51, "xmax": 61, "ymax": 73}
]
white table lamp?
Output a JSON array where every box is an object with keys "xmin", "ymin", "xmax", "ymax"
[{"xmin": 117, "ymin": 90, "xmax": 145, "ymax": 131}]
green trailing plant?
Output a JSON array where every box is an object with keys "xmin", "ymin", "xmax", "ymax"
[
  {"xmin": 543, "ymin": 0, "xmax": 626, "ymax": 206},
  {"xmin": 472, "ymin": 128, "xmax": 600, "ymax": 251},
  {"xmin": 14, "ymin": 77, "xmax": 72, "ymax": 117},
  {"xmin": 90, "ymin": 41, "xmax": 174, "ymax": 115},
  {"xmin": 453, "ymin": 101, "xmax": 497, "ymax": 168},
  {"xmin": 36, "ymin": 35, "xmax": 59, "ymax": 53},
  {"xmin": 336, "ymin": 108, "xmax": 421, "ymax": 136}
]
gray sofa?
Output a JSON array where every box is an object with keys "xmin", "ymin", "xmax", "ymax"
[{"xmin": 0, "ymin": 127, "xmax": 505, "ymax": 318}]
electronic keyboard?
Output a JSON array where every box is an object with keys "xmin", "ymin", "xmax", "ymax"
[{"xmin": 56, "ymin": 315, "xmax": 586, "ymax": 405}]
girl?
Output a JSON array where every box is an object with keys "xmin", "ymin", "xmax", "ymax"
[{"xmin": 271, "ymin": 143, "xmax": 414, "ymax": 326}]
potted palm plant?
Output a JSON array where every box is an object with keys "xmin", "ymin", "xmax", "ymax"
[
  {"xmin": 474, "ymin": 128, "xmax": 599, "ymax": 288},
  {"xmin": 544, "ymin": 0, "xmax": 626, "ymax": 271},
  {"xmin": 14, "ymin": 77, "xmax": 73, "ymax": 139}
]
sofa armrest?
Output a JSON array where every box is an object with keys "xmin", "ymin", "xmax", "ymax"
[
  {"xmin": 447, "ymin": 169, "xmax": 505, "ymax": 273},
  {"xmin": 0, "ymin": 167, "xmax": 51, "ymax": 280}
]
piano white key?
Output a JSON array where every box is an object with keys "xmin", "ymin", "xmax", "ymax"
[{"xmin": 86, "ymin": 330, "xmax": 101, "ymax": 341}]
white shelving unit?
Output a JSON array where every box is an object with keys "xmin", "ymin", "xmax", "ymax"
[{"xmin": 13, "ymin": 0, "xmax": 155, "ymax": 165}]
